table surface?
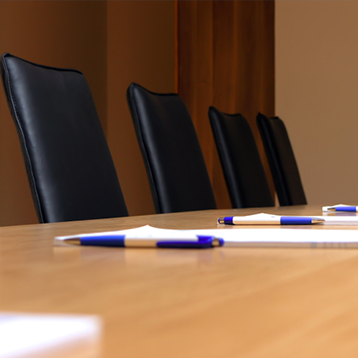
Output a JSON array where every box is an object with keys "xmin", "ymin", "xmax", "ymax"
[{"xmin": 2, "ymin": 205, "xmax": 358, "ymax": 357}]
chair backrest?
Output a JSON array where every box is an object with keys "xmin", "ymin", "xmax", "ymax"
[
  {"xmin": 1, "ymin": 53, "xmax": 128, "ymax": 223},
  {"xmin": 209, "ymin": 107, "xmax": 274, "ymax": 208},
  {"xmin": 127, "ymin": 82, "xmax": 216, "ymax": 213},
  {"xmin": 256, "ymin": 112, "xmax": 307, "ymax": 206}
]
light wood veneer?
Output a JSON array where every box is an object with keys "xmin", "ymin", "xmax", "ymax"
[{"xmin": 1, "ymin": 206, "xmax": 358, "ymax": 357}]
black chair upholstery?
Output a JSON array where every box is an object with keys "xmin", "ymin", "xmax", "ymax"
[
  {"xmin": 209, "ymin": 107, "xmax": 274, "ymax": 208},
  {"xmin": 256, "ymin": 112, "xmax": 307, "ymax": 206},
  {"xmin": 1, "ymin": 53, "xmax": 128, "ymax": 223},
  {"xmin": 127, "ymin": 82, "xmax": 217, "ymax": 213}
]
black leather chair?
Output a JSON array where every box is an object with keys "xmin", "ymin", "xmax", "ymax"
[
  {"xmin": 127, "ymin": 82, "xmax": 216, "ymax": 213},
  {"xmin": 209, "ymin": 107, "xmax": 274, "ymax": 208},
  {"xmin": 1, "ymin": 53, "xmax": 128, "ymax": 223},
  {"xmin": 256, "ymin": 112, "xmax": 307, "ymax": 206}
]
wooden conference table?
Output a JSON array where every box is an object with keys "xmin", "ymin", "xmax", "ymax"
[{"xmin": 2, "ymin": 205, "xmax": 358, "ymax": 357}]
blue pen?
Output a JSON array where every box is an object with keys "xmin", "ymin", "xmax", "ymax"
[
  {"xmin": 218, "ymin": 215, "xmax": 325, "ymax": 225},
  {"xmin": 63, "ymin": 235, "xmax": 224, "ymax": 248},
  {"xmin": 327, "ymin": 206, "xmax": 358, "ymax": 212}
]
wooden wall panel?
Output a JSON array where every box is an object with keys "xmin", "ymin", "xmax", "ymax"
[
  {"xmin": 178, "ymin": 0, "xmax": 275, "ymax": 208},
  {"xmin": 178, "ymin": 1, "xmax": 214, "ymax": 173},
  {"xmin": 211, "ymin": 1, "xmax": 237, "ymax": 208},
  {"xmin": 107, "ymin": 1, "xmax": 175, "ymax": 216}
]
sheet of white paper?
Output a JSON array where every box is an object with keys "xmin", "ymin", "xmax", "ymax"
[
  {"xmin": 317, "ymin": 216, "xmax": 358, "ymax": 225},
  {"xmin": 0, "ymin": 313, "xmax": 101, "ymax": 358},
  {"xmin": 193, "ymin": 228, "xmax": 358, "ymax": 248},
  {"xmin": 56, "ymin": 225, "xmax": 358, "ymax": 248}
]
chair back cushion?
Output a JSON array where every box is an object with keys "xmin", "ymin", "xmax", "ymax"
[
  {"xmin": 257, "ymin": 112, "xmax": 307, "ymax": 206},
  {"xmin": 127, "ymin": 83, "xmax": 216, "ymax": 213},
  {"xmin": 209, "ymin": 107, "xmax": 274, "ymax": 208},
  {"xmin": 1, "ymin": 53, "xmax": 128, "ymax": 222}
]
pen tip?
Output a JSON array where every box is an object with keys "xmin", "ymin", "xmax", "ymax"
[
  {"xmin": 64, "ymin": 238, "xmax": 81, "ymax": 245},
  {"xmin": 212, "ymin": 237, "xmax": 224, "ymax": 247},
  {"xmin": 218, "ymin": 218, "xmax": 224, "ymax": 224},
  {"xmin": 312, "ymin": 218, "xmax": 325, "ymax": 224}
]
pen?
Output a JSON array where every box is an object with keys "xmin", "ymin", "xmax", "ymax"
[
  {"xmin": 63, "ymin": 235, "xmax": 224, "ymax": 248},
  {"xmin": 218, "ymin": 216, "xmax": 325, "ymax": 225},
  {"xmin": 326, "ymin": 206, "xmax": 358, "ymax": 212}
]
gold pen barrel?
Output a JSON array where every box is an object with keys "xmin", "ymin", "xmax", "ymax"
[
  {"xmin": 63, "ymin": 238, "xmax": 81, "ymax": 245},
  {"xmin": 212, "ymin": 238, "xmax": 224, "ymax": 247}
]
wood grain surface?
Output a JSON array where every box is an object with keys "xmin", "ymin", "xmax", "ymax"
[
  {"xmin": 177, "ymin": 1, "xmax": 275, "ymax": 208},
  {"xmin": 1, "ymin": 206, "xmax": 358, "ymax": 357}
]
